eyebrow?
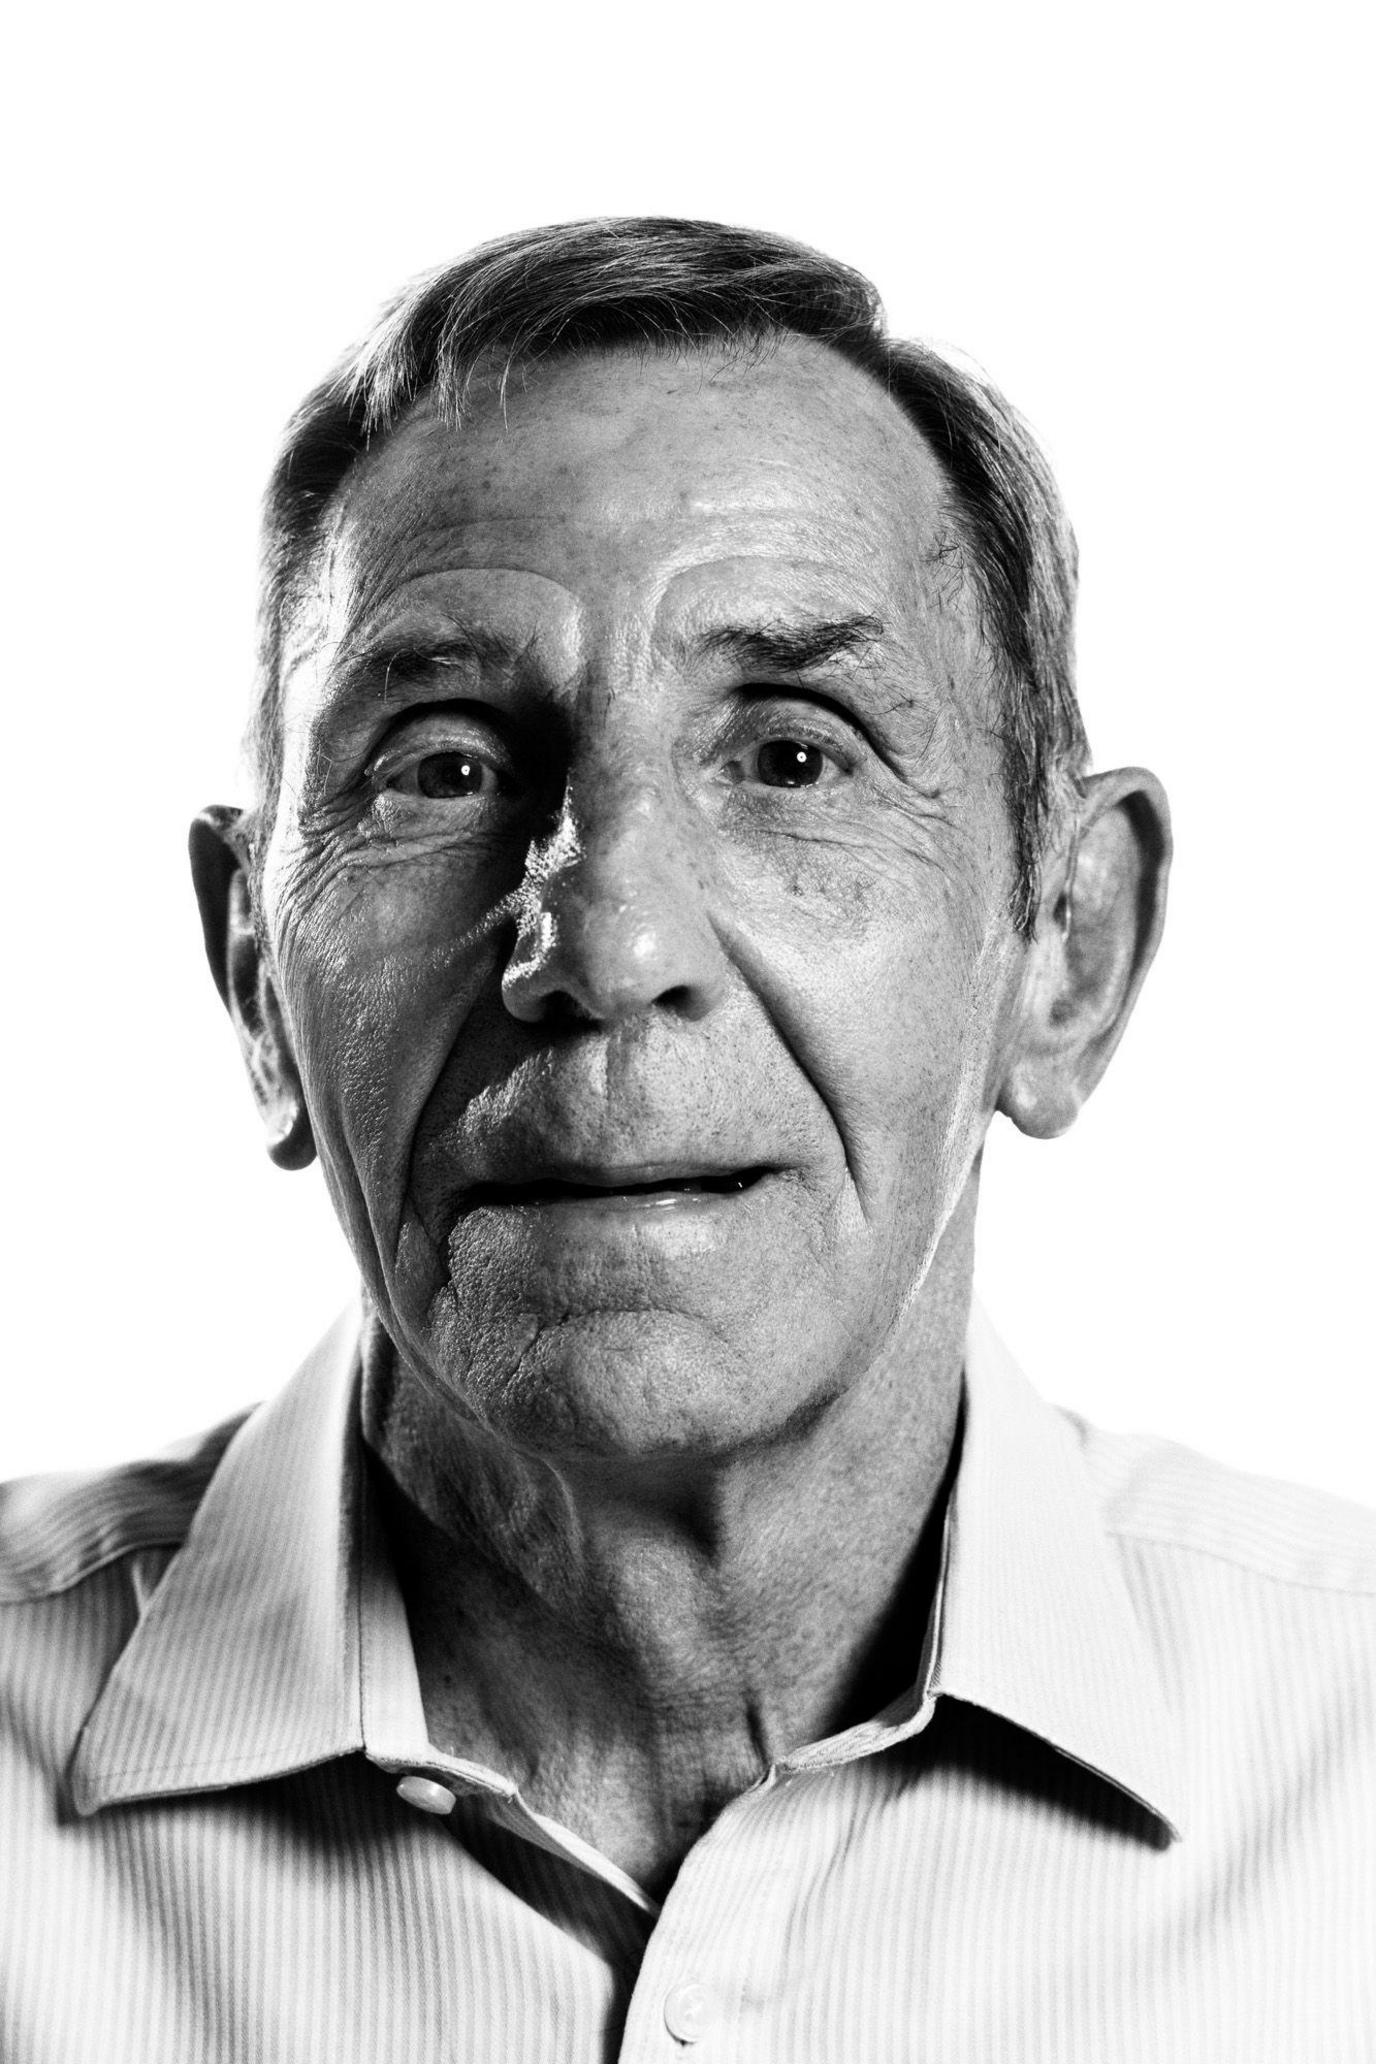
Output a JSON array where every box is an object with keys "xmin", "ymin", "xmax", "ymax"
[
  {"xmin": 687, "ymin": 613, "xmax": 886, "ymax": 675},
  {"xmin": 327, "ymin": 625, "xmax": 531, "ymax": 717},
  {"xmin": 327, "ymin": 611, "xmax": 888, "ymax": 724}
]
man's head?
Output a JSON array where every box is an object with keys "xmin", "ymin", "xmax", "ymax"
[{"xmin": 192, "ymin": 219, "xmax": 1168, "ymax": 1470}]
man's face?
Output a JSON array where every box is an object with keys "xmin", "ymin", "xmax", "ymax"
[{"xmin": 260, "ymin": 338, "xmax": 1029, "ymax": 1462}]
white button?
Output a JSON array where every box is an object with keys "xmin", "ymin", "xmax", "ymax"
[
  {"xmin": 662, "ymin": 1978, "xmax": 717, "ymax": 2043},
  {"xmin": 396, "ymin": 1774, "xmax": 457, "ymax": 1816}
]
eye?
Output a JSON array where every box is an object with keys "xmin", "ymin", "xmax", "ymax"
[
  {"xmin": 753, "ymin": 738, "xmax": 832, "ymax": 789},
  {"xmin": 413, "ymin": 750, "xmax": 495, "ymax": 799},
  {"xmin": 368, "ymin": 735, "xmax": 509, "ymax": 801}
]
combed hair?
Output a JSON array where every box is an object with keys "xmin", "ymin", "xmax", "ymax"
[{"xmin": 254, "ymin": 217, "xmax": 1087, "ymax": 932}]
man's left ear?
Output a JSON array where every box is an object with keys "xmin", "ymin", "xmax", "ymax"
[
  {"xmin": 998, "ymin": 768, "xmax": 1171, "ymax": 1139},
  {"xmin": 188, "ymin": 805, "xmax": 317, "ymax": 1171}
]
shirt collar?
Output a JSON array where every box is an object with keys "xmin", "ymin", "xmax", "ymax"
[
  {"xmin": 72, "ymin": 1300, "xmax": 1184, "ymax": 1837},
  {"xmin": 71, "ymin": 1310, "xmax": 378, "ymax": 1812},
  {"xmin": 927, "ymin": 1301, "xmax": 1185, "ymax": 1837}
]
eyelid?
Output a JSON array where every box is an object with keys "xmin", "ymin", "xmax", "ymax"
[
  {"xmin": 735, "ymin": 678, "xmax": 873, "ymax": 735},
  {"xmin": 729, "ymin": 679, "xmax": 910, "ymax": 783},
  {"xmin": 364, "ymin": 703, "xmax": 514, "ymax": 782},
  {"xmin": 722, "ymin": 691, "xmax": 864, "ymax": 762}
]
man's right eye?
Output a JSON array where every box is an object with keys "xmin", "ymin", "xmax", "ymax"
[
  {"xmin": 412, "ymin": 751, "xmax": 496, "ymax": 799},
  {"xmin": 368, "ymin": 740, "xmax": 508, "ymax": 801}
]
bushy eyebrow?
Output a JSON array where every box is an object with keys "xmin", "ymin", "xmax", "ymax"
[
  {"xmin": 323, "ymin": 612, "xmax": 887, "ymax": 730},
  {"xmin": 685, "ymin": 613, "xmax": 886, "ymax": 675},
  {"xmin": 324, "ymin": 625, "xmax": 532, "ymax": 721}
]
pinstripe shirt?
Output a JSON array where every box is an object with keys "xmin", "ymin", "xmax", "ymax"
[{"xmin": 2, "ymin": 1303, "xmax": 1373, "ymax": 2062}]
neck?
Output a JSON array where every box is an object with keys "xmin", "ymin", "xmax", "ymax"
[{"xmin": 364, "ymin": 1186, "xmax": 975, "ymax": 1896}]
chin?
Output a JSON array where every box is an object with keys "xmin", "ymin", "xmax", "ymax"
[{"xmin": 427, "ymin": 1305, "xmax": 787, "ymax": 1466}]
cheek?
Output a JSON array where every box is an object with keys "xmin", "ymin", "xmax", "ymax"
[
  {"xmin": 270, "ymin": 850, "xmax": 509, "ymax": 1232},
  {"xmin": 719, "ymin": 830, "xmax": 1005, "ymax": 1212}
]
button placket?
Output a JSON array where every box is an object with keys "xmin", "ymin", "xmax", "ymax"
[{"xmin": 616, "ymin": 1783, "xmax": 798, "ymax": 2057}]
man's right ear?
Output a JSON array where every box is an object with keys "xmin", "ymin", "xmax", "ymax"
[{"xmin": 188, "ymin": 807, "xmax": 316, "ymax": 1171}]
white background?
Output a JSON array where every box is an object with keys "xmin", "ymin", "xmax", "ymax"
[{"xmin": 3, "ymin": 0, "xmax": 1371, "ymax": 1497}]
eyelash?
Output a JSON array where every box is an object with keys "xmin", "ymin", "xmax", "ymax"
[
  {"xmin": 722, "ymin": 702, "xmax": 860, "ymax": 782},
  {"xmin": 365, "ymin": 728, "xmax": 511, "ymax": 797}
]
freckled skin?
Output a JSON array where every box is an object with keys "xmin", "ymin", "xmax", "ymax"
[{"xmin": 264, "ymin": 342, "xmax": 1027, "ymax": 1465}]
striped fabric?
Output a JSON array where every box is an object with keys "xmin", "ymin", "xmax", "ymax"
[{"xmin": 2, "ymin": 1303, "xmax": 1373, "ymax": 2061}]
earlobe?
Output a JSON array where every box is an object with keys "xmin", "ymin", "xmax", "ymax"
[
  {"xmin": 998, "ymin": 768, "xmax": 1171, "ymax": 1140},
  {"xmin": 188, "ymin": 809, "xmax": 317, "ymax": 1172}
]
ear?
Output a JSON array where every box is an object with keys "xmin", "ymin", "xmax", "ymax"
[
  {"xmin": 998, "ymin": 768, "xmax": 1171, "ymax": 1139},
  {"xmin": 188, "ymin": 807, "xmax": 316, "ymax": 1171}
]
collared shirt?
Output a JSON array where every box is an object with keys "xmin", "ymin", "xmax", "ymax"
[{"xmin": 2, "ymin": 1305, "xmax": 1373, "ymax": 2063}]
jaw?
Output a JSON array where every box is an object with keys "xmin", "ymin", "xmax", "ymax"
[
  {"xmin": 367, "ymin": 1159, "xmax": 981, "ymax": 1487},
  {"xmin": 359, "ymin": 1181, "xmax": 980, "ymax": 1652}
]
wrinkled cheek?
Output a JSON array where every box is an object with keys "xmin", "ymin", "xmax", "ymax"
[
  {"xmin": 861, "ymin": 1049, "xmax": 974, "ymax": 1288},
  {"xmin": 804, "ymin": 909, "xmax": 1000, "ymax": 1275},
  {"xmin": 275, "ymin": 883, "xmax": 498, "ymax": 1307}
]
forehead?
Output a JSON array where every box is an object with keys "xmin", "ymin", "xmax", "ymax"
[
  {"xmin": 295, "ymin": 337, "xmax": 960, "ymax": 673},
  {"xmin": 276, "ymin": 342, "xmax": 977, "ymax": 730}
]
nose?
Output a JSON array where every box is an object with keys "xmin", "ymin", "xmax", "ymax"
[{"xmin": 502, "ymin": 781, "xmax": 728, "ymax": 1027}]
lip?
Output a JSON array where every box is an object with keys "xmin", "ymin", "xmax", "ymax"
[{"xmin": 461, "ymin": 1164, "xmax": 774, "ymax": 1213}]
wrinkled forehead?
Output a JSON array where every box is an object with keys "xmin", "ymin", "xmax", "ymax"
[{"xmin": 282, "ymin": 336, "xmax": 974, "ymax": 696}]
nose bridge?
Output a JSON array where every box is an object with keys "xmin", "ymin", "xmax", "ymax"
[
  {"xmin": 571, "ymin": 743, "xmax": 679, "ymax": 897},
  {"xmin": 504, "ymin": 740, "xmax": 724, "ymax": 1025}
]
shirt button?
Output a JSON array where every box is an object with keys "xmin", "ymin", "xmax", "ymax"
[
  {"xmin": 662, "ymin": 1978, "xmax": 718, "ymax": 2044},
  {"xmin": 396, "ymin": 1774, "xmax": 457, "ymax": 1816}
]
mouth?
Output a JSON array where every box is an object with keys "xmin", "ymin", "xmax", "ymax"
[{"xmin": 462, "ymin": 1166, "xmax": 772, "ymax": 1210}]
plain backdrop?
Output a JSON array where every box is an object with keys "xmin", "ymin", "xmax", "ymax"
[{"xmin": 3, "ymin": 0, "xmax": 1371, "ymax": 1499}]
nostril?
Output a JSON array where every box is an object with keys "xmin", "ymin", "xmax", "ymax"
[
  {"xmin": 501, "ymin": 884, "xmax": 727, "ymax": 1027},
  {"xmin": 655, "ymin": 980, "xmax": 718, "ymax": 1024},
  {"xmin": 536, "ymin": 989, "xmax": 602, "ymax": 1029}
]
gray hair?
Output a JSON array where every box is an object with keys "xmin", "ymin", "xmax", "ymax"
[{"xmin": 254, "ymin": 217, "xmax": 1087, "ymax": 933}]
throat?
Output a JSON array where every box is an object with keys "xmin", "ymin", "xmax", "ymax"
[
  {"xmin": 419, "ymin": 1667, "xmax": 793, "ymax": 1901},
  {"xmin": 383, "ymin": 1453, "xmax": 953, "ymax": 1899}
]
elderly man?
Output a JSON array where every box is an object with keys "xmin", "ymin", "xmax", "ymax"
[{"xmin": 2, "ymin": 219, "xmax": 1372, "ymax": 2062}]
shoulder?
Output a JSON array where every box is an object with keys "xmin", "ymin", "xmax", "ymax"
[
  {"xmin": 1064, "ymin": 1410, "xmax": 1376, "ymax": 1600},
  {"xmin": 0, "ymin": 1410, "xmax": 253, "ymax": 1605}
]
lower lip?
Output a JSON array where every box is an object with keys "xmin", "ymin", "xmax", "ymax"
[
  {"xmin": 467, "ymin": 1182, "xmax": 761, "ymax": 1220},
  {"xmin": 445, "ymin": 1175, "xmax": 785, "ymax": 1281},
  {"xmin": 452, "ymin": 1169, "xmax": 789, "ymax": 1247}
]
